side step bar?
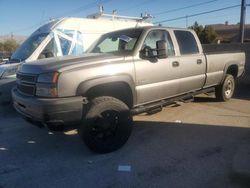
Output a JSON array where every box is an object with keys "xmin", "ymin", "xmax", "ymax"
[{"xmin": 131, "ymin": 87, "xmax": 214, "ymax": 115}]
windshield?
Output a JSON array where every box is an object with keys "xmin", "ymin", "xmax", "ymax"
[
  {"xmin": 11, "ymin": 33, "xmax": 48, "ymax": 61},
  {"xmin": 89, "ymin": 28, "xmax": 143, "ymax": 55}
]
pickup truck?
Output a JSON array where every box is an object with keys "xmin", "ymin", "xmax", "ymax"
[{"xmin": 12, "ymin": 26, "xmax": 245, "ymax": 153}]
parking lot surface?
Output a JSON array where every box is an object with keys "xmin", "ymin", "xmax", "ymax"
[{"xmin": 0, "ymin": 80, "xmax": 250, "ymax": 188}]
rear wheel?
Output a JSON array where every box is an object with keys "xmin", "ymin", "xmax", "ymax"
[
  {"xmin": 215, "ymin": 74, "xmax": 235, "ymax": 101},
  {"xmin": 80, "ymin": 96, "xmax": 133, "ymax": 153}
]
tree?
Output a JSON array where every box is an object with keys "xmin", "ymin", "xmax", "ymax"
[
  {"xmin": 189, "ymin": 21, "xmax": 204, "ymax": 40},
  {"xmin": 0, "ymin": 42, "xmax": 4, "ymax": 52},
  {"xmin": 189, "ymin": 22, "xmax": 218, "ymax": 44},
  {"xmin": 3, "ymin": 39, "xmax": 19, "ymax": 53},
  {"xmin": 201, "ymin": 26, "xmax": 218, "ymax": 44}
]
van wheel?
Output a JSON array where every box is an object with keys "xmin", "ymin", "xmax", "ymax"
[
  {"xmin": 215, "ymin": 74, "xmax": 235, "ymax": 101},
  {"xmin": 80, "ymin": 96, "xmax": 133, "ymax": 153}
]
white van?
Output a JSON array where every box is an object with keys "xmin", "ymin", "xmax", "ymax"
[{"xmin": 0, "ymin": 14, "xmax": 152, "ymax": 78}]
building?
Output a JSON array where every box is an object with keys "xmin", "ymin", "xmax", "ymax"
[{"xmin": 208, "ymin": 22, "xmax": 250, "ymax": 43}]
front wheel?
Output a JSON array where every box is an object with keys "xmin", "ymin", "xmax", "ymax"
[
  {"xmin": 215, "ymin": 74, "xmax": 235, "ymax": 101},
  {"xmin": 79, "ymin": 96, "xmax": 133, "ymax": 153}
]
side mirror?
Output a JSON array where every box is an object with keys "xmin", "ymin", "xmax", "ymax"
[
  {"xmin": 156, "ymin": 40, "xmax": 168, "ymax": 59},
  {"xmin": 139, "ymin": 46, "xmax": 154, "ymax": 60}
]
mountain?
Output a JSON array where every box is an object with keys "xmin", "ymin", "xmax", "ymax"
[{"xmin": 0, "ymin": 35, "xmax": 27, "ymax": 44}]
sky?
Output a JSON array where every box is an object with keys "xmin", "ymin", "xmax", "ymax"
[{"xmin": 0, "ymin": 0, "xmax": 249, "ymax": 36}]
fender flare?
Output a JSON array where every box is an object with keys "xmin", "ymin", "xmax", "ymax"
[
  {"xmin": 221, "ymin": 62, "xmax": 239, "ymax": 84},
  {"xmin": 76, "ymin": 74, "xmax": 136, "ymax": 106}
]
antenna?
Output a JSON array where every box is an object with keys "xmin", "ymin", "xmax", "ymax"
[{"xmin": 98, "ymin": 4, "xmax": 104, "ymax": 14}]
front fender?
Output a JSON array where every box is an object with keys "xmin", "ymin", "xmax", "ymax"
[{"xmin": 76, "ymin": 74, "xmax": 136, "ymax": 105}]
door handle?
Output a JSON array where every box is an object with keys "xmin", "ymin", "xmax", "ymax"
[
  {"xmin": 197, "ymin": 59, "xmax": 202, "ymax": 64},
  {"xmin": 172, "ymin": 61, "xmax": 179, "ymax": 67}
]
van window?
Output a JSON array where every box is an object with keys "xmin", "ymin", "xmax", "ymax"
[
  {"xmin": 174, "ymin": 30, "xmax": 199, "ymax": 55},
  {"xmin": 38, "ymin": 38, "xmax": 57, "ymax": 59},
  {"xmin": 59, "ymin": 36, "xmax": 71, "ymax": 55},
  {"xmin": 39, "ymin": 29, "xmax": 84, "ymax": 59},
  {"xmin": 55, "ymin": 30, "xmax": 84, "ymax": 56},
  {"xmin": 11, "ymin": 33, "xmax": 48, "ymax": 61},
  {"xmin": 143, "ymin": 30, "xmax": 175, "ymax": 56}
]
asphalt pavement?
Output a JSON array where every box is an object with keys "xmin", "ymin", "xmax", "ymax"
[{"xmin": 0, "ymin": 79, "xmax": 250, "ymax": 188}]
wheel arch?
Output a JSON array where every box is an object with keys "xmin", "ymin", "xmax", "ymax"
[
  {"xmin": 221, "ymin": 63, "xmax": 239, "ymax": 84},
  {"xmin": 224, "ymin": 63, "xmax": 239, "ymax": 76},
  {"xmin": 76, "ymin": 75, "xmax": 136, "ymax": 108}
]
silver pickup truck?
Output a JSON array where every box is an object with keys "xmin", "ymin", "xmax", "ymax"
[{"xmin": 12, "ymin": 26, "xmax": 245, "ymax": 153}]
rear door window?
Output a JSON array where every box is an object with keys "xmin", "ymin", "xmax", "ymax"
[{"xmin": 174, "ymin": 30, "xmax": 199, "ymax": 55}]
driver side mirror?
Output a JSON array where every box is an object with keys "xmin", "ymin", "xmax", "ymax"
[
  {"xmin": 139, "ymin": 46, "xmax": 154, "ymax": 60},
  {"xmin": 156, "ymin": 40, "xmax": 168, "ymax": 59},
  {"xmin": 140, "ymin": 40, "xmax": 168, "ymax": 61}
]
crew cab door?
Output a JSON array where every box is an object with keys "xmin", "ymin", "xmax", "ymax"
[
  {"xmin": 134, "ymin": 29, "xmax": 180, "ymax": 104},
  {"xmin": 174, "ymin": 30, "xmax": 206, "ymax": 93}
]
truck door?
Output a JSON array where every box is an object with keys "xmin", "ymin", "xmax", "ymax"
[
  {"xmin": 174, "ymin": 30, "xmax": 206, "ymax": 94},
  {"xmin": 135, "ymin": 30, "xmax": 180, "ymax": 104}
]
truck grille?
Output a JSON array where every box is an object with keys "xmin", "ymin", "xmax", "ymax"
[
  {"xmin": 16, "ymin": 73, "xmax": 37, "ymax": 83},
  {"xmin": 17, "ymin": 83, "xmax": 36, "ymax": 96},
  {"xmin": 16, "ymin": 73, "xmax": 37, "ymax": 96}
]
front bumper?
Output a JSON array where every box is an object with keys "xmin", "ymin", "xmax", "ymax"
[{"xmin": 12, "ymin": 87, "xmax": 84, "ymax": 127}]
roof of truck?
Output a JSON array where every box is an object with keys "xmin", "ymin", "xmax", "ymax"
[{"xmin": 105, "ymin": 25, "xmax": 193, "ymax": 33}]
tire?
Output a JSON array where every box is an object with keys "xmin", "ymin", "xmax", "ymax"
[
  {"xmin": 80, "ymin": 96, "xmax": 133, "ymax": 153},
  {"xmin": 215, "ymin": 74, "xmax": 235, "ymax": 101}
]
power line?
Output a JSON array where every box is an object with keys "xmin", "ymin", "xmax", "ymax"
[
  {"xmin": 154, "ymin": 4, "xmax": 241, "ymax": 24},
  {"xmin": 11, "ymin": 0, "xmax": 112, "ymax": 34},
  {"xmin": 153, "ymin": 0, "xmax": 218, "ymax": 16}
]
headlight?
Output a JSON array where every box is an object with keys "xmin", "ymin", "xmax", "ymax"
[
  {"xmin": 37, "ymin": 72, "xmax": 59, "ymax": 83},
  {"xmin": 36, "ymin": 72, "xmax": 60, "ymax": 97}
]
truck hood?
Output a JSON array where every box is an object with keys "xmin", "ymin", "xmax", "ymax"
[{"xmin": 18, "ymin": 53, "xmax": 125, "ymax": 74}]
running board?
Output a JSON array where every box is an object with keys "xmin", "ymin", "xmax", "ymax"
[{"xmin": 131, "ymin": 87, "xmax": 214, "ymax": 115}]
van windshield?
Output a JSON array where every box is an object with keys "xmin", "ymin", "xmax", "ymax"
[
  {"xmin": 89, "ymin": 28, "xmax": 143, "ymax": 55},
  {"xmin": 11, "ymin": 33, "xmax": 48, "ymax": 61}
]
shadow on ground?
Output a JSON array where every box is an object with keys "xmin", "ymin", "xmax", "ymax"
[
  {"xmin": 0, "ymin": 78, "xmax": 17, "ymax": 116},
  {"xmin": 192, "ymin": 81, "xmax": 250, "ymax": 103},
  {"xmin": 234, "ymin": 82, "xmax": 250, "ymax": 100},
  {"xmin": 131, "ymin": 121, "xmax": 250, "ymax": 188},
  {"xmin": 0, "ymin": 117, "xmax": 250, "ymax": 188}
]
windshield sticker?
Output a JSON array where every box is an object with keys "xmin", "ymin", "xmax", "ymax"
[{"xmin": 119, "ymin": 35, "xmax": 132, "ymax": 43}]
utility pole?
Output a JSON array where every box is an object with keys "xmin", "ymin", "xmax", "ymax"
[
  {"xmin": 185, "ymin": 15, "xmax": 188, "ymax": 28},
  {"xmin": 239, "ymin": 0, "xmax": 246, "ymax": 43}
]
